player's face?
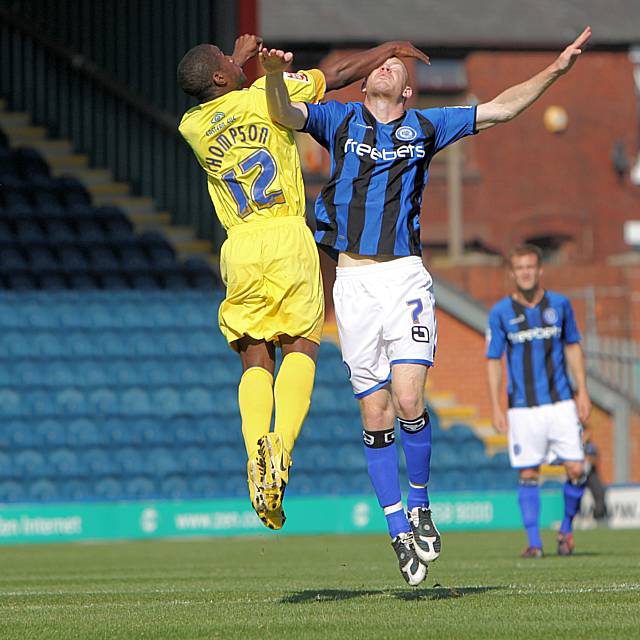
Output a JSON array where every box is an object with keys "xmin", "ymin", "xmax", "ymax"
[
  {"xmin": 510, "ymin": 254, "xmax": 542, "ymax": 292},
  {"xmin": 365, "ymin": 57, "xmax": 410, "ymax": 99},
  {"xmin": 211, "ymin": 45, "xmax": 246, "ymax": 89}
]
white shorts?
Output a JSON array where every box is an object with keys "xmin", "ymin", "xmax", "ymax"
[
  {"xmin": 507, "ymin": 399, "xmax": 584, "ymax": 468},
  {"xmin": 333, "ymin": 256, "xmax": 437, "ymax": 398}
]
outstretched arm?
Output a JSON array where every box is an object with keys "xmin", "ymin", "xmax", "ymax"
[
  {"xmin": 260, "ymin": 42, "xmax": 431, "ymax": 130},
  {"xmin": 475, "ymin": 26, "xmax": 591, "ymax": 131},
  {"xmin": 320, "ymin": 41, "xmax": 430, "ymax": 91}
]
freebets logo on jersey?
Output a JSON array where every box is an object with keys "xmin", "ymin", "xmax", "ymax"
[{"xmin": 343, "ymin": 138, "xmax": 426, "ymax": 161}]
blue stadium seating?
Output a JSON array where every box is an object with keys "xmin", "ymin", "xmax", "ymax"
[{"xmin": 0, "ymin": 291, "xmax": 517, "ymax": 502}]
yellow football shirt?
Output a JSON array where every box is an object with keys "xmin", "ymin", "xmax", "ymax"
[{"xmin": 178, "ymin": 70, "xmax": 326, "ymax": 231}]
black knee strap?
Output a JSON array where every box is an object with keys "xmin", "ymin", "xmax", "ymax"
[
  {"xmin": 363, "ymin": 428, "xmax": 395, "ymax": 448},
  {"xmin": 399, "ymin": 410, "xmax": 430, "ymax": 434}
]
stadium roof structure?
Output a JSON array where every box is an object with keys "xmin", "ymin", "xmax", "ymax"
[{"xmin": 261, "ymin": 0, "xmax": 640, "ymax": 48}]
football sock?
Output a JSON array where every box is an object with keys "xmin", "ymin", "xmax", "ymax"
[
  {"xmin": 363, "ymin": 427, "xmax": 410, "ymax": 538},
  {"xmin": 560, "ymin": 477, "xmax": 586, "ymax": 534},
  {"xmin": 518, "ymin": 478, "xmax": 542, "ymax": 549},
  {"xmin": 238, "ymin": 366, "xmax": 274, "ymax": 457},
  {"xmin": 273, "ymin": 352, "xmax": 316, "ymax": 455},
  {"xmin": 399, "ymin": 410, "xmax": 431, "ymax": 511}
]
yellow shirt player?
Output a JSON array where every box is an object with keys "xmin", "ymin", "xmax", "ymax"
[{"xmin": 177, "ymin": 35, "xmax": 434, "ymax": 531}]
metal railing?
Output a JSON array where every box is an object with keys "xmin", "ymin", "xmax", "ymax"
[{"xmin": 583, "ymin": 334, "xmax": 640, "ymax": 408}]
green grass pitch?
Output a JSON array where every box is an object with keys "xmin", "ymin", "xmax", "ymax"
[{"xmin": 0, "ymin": 528, "xmax": 639, "ymax": 639}]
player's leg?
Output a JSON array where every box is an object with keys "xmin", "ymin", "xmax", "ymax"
[
  {"xmin": 248, "ymin": 335, "xmax": 318, "ymax": 528},
  {"xmin": 384, "ymin": 259, "xmax": 439, "ymax": 563},
  {"xmin": 508, "ymin": 406, "xmax": 547, "ymax": 556},
  {"xmin": 275, "ymin": 335, "xmax": 319, "ymax": 455},
  {"xmin": 549, "ymin": 400, "xmax": 587, "ymax": 555},
  {"xmin": 237, "ymin": 337, "xmax": 276, "ymax": 457},
  {"xmin": 517, "ymin": 466, "xmax": 543, "ymax": 557},
  {"xmin": 557, "ymin": 460, "xmax": 586, "ymax": 555},
  {"xmin": 391, "ymin": 363, "xmax": 440, "ymax": 563},
  {"xmin": 360, "ymin": 387, "xmax": 426, "ymax": 587}
]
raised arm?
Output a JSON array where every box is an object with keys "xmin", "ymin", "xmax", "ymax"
[
  {"xmin": 261, "ymin": 49, "xmax": 309, "ymax": 131},
  {"xmin": 231, "ymin": 34, "xmax": 263, "ymax": 67},
  {"xmin": 475, "ymin": 26, "xmax": 591, "ymax": 131}
]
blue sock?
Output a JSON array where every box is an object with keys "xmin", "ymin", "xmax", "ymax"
[
  {"xmin": 560, "ymin": 479, "xmax": 585, "ymax": 534},
  {"xmin": 363, "ymin": 427, "xmax": 409, "ymax": 539},
  {"xmin": 399, "ymin": 411, "xmax": 431, "ymax": 511},
  {"xmin": 518, "ymin": 479, "xmax": 542, "ymax": 549}
]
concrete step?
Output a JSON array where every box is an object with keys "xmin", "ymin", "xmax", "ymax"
[
  {"xmin": 0, "ymin": 112, "xmax": 30, "ymax": 127},
  {"xmin": 102, "ymin": 196, "xmax": 156, "ymax": 214},
  {"xmin": 48, "ymin": 154, "xmax": 91, "ymax": 173},
  {"xmin": 87, "ymin": 182, "xmax": 129, "ymax": 199},
  {"xmin": 437, "ymin": 405, "xmax": 478, "ymax": 421},
  {"xmin": 73, "ymin": 168, "xmax": 114, "ymax": 186},
  {"xmin": 174, "ymin": 239, "xmax": 212, "ymax": 257},
  {"xmin": 27, "ymin": 139, "xmax": 74, "ymax": 156},
  {"xmin": 129, "ymin": 212, "xmax": 172, "ymax": 230},
  {"xmin": 6, "ymin": 126, "xmax": 47, "ymax": 144},
  {"xmin": 163, "ymin": 226, "xmax": 199, "ymax": 243}
]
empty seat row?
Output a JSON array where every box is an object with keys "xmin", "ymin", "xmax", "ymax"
[{"xmin": 0, "ymin": 329, "xmax": 227, "ymax": 359}]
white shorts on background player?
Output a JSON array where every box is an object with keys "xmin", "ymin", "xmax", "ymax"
[
  {"xmin": 333, "ymin": 256, "xmax": 437, "ymax": 398},
  {"xmin": 507, "ymin": 399, "xmax": 584, "ymax": 468}
]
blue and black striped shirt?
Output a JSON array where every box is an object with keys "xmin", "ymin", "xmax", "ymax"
[
  {"xmin": 303, "ymin": 102, "xmax": 477, "ymax": 257},
  {"xmin": 486, "ymin": 291, "xmax": 581, "ymax": 408}
]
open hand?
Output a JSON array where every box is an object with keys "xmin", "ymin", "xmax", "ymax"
[
  {"xmin": 260, "ymin": 48, "xmax": 293, "ymax": 73},
  {"xmin": 554, "ymin": 26, "xmax": 591, "ymax": 75},
  {"xmin": 390, "ymin": 41, "xmax": 430, "ymax": 66},
  {"xmin": 232, "ymin": 34, "xmax": 263, "ymax": 66}
]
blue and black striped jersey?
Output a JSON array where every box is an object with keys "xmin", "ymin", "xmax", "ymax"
[
  {"xmin": 303, "ymin": 101, "xmax": 477, "ymax": 256},
  {"xmin": 486, "ymin": 291, "xmax": 581, "ymax": 408}
]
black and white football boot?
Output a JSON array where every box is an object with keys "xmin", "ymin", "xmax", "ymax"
[
  {"xmin": 391, "ymin": 531, "xmax": 427, "ymax": 587},
  {"xmin": 408, "ymin": 507, "xmax": 441, "ymax": 563}
]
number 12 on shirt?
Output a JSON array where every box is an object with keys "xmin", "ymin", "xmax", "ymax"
[{"xmin": 221, "ymin": 149, "xmax": 286, "ymax": 217}]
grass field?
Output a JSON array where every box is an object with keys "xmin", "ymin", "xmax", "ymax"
[{"xmin": 0, "ymin": 528, "xmax": 639, "ymax": 640}]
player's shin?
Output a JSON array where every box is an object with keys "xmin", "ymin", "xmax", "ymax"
[
  {"xmin": 239, "ymin": 367, "xmax": 274, "ymax": 457},
  {"xmin": 518, "ymin": 477, "xmax": 543, "ymax": 550},
  {"xmin": 560, "ymin": 474, "xmax": 587, "ymax": 534},
  {"xmin": 273, "ymin": 351, "xmax": 316, "ymax": 454},
  {"xmin": 363, "ymin": 428, "xmax": 410, "ymax": 538},
  {"xmin": 399, "ymin": 410, "xmax": 431, "ymax": 510}
]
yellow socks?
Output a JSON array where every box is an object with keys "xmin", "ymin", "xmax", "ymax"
[
  {"xmin": 274, "ymin": 352, "xmax": 316, "ymax": 454},
  {"xmin": 238, "ymin": 367, "xmax": 274, "ymax": 457}
]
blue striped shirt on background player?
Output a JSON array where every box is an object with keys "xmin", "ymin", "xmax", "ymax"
[{"xmin": 486, "ymin": 291, "xmax": 581, "ymax": 408}]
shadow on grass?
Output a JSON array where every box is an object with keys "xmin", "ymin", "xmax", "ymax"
[{"xmin": 281, "ymin": 586, "xmax": 501, "ymax": 604}]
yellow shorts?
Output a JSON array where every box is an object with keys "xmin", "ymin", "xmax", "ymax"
[{"xmin": 219, "ymin": 216, "xmax": 324, "ymax": 349}]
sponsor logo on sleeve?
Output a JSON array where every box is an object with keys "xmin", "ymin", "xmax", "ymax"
[{"xmin": 284, "ymin": 71, "xmax": 310, "ymax": 83}]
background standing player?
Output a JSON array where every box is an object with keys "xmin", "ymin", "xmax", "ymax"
[
  {"xmin": 261, "ymin": 25, "xmax": 591, "ymax": 584},
  {"xmin": 178, "ymin": 35, "xmax": 431, "ymax": 530},
  {"xmin": 486, "ymin": 244, "xmax": 592, "ymax": 557}
]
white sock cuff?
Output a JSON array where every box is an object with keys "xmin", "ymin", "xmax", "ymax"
[{"xmin": 383, "ymin": 501, "xmax": 404, "ymax": 516}]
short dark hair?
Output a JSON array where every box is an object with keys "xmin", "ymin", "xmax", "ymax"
[
  {"xmin": 507, "ymin": 243, "xmax": 543, "ymax": 266},
  {"xmin": 177, "ymin": 44, "xmax": 220, "ymax": 100}
]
